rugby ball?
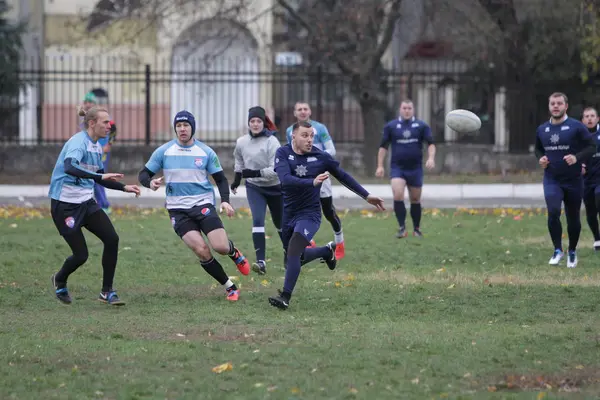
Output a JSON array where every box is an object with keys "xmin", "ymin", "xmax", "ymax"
[{"xmin": 445, "ymin": 109, "xmax": 482, "ymax": 133}]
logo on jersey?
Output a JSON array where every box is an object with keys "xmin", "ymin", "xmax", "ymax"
[
  {"xmin": 64, "ymin": 216, "xmax": 75, "ymax": 228},
  {"xmin": 212, "ymin": 157, "xmax": 221, "ymax": 168},
  {"xmin": 295, "ymin": 164, "xmax": 308, "ymax": 177},
  {"xmin": 303, "ymin": 228, "xmax": 310, "ymax": 237},
  {"xmin": 561, "ymin": 125, "xmax": 570, "ymax": 131},
  {"xmin": 201, "ymin": 207, "xmax": 211, "ymax": 216},
  {"xmin": 275, "ymin": 158, "xmax": 279, "ymax": 164},
  {"xmin": 288, "ymin": 155, "xmax": 295, "ymax": 160},
  {"xmin": 550, "ymin": 133, "xmax": 560, "ymax": 144},
  {"xmin": 402, "ymin": 130, "xmax": 411, "ymax": 139},
  {"xmin": 307, "ymin": 157, "xmax": 317, "ymax": 162},
  {"xmin": 194, "ymin": 158, "xmax": 203, "ymax": 168}
]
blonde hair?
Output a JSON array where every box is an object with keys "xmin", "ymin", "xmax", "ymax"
[{"xmin": 82, "ymin": 106, "xmax": 109, "ymax": 128}]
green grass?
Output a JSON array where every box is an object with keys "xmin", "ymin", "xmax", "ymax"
[{"xmin": 2, "ymin": 206, "xmax": 600, "ymax": 399}]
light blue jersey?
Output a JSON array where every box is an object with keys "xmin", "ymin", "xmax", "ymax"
[
  {"xmin": 285, "ymin": 119, "xmax": 333, "ymax": 151},
  {"xmin": 146, "ymin": 139, "xmax": 223, "ymax": 209},
  {"xmin": 49, "ymin": 131, "xmax": 103, "ymax": 203}
]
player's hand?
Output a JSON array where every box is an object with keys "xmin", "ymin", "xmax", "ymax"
[
  {"xmin": 582, "ymin": 164, "xmax": 587, "ymax": 175},
  {"xmin": 425, "ymin": 158, "xmax": 435, "ymax": 170},
  {"xmin": 150, "ymin": 176, "xmax": 164, "ymax": 191},
  {"xmin": 124, "ymin": 185, "xmax": 141, "ymax": 197},
  {"xmin": 366, "ymin": 195, "xmax": 385, "ymax": 211},
  {"xmin": 101, "ymin": 173, "xmax": 124, "ymax": 181},
  {"xmin": 539, "ymin": 156, "xmax": 549, "ymax": 169},
  {"xmin": 313, "ymin": 172, "xmax": 329, "ymax": 186},
  {"xmin": 102, "ymin": 144, "xmax": 111, "ymax": 153},
  {"xmin": 220, "ymin": 202, "xmax": 235, "ymax": 217},
  {"xmin": 375, "ymin": 166, "xmax": 385, "ymax": 178},
  {"xmin": 563, "ymin": 154, "xmax": 577, "ymax": 165},
  {"xmin": 230, "ymin": 183, "xmax": 238, "ymax": 195}
]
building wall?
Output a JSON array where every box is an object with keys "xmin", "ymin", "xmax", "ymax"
[{"xmin": 40, "ymin": 0, "xmax": 274, "ymax": 142}]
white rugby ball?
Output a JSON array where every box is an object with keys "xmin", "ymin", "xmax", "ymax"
[{"xmin": 445, "ymin": 109, "xmax": 482, "ymax": 133}]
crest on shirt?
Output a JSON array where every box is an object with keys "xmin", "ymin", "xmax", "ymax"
[
  {"xmin": 194, "ymin": 158, "xmax": 203, "ymax": 168},
  {"xmin": 550, "ymin": 133, "xmax": 559, "ymax": 144},
  {"xmin": 201, "ymin": 207, "xmax": 211, "ymax": 216},
  {"xmin": 402, "ymin": 130, "xmax": 411, "ymax": 139},
  {"xmin": 295, "ymin": 164, "xmax": 308, "ymax": 177},
  {"xmin": 171, "ymin": 217, "xmax": 176, "ymax": 227},
  {"xmin": 64, "ymin": 216, "xmax": 75, "ymax": 228}
]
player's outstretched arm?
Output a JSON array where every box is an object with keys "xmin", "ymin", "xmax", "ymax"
[{"xmin": 327, "ymin": 160, "xmax": 384, "ymax": 210}]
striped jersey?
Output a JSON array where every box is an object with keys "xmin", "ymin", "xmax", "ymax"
[
  {"xmin": 285, "ymin": 120, "xmax": 333, "ymax": 151},
  {"xmin": 145, "ymin": 139, "xmax": 223, "ymax": 209},
  {"xmin": 49, "ymin": 131, "xmax": 103, "ymax": 203}
]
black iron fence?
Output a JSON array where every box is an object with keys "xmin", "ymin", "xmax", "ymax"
[{"xmin": 1, "ymin": 56, "xmax": 598, "ymax": 147}]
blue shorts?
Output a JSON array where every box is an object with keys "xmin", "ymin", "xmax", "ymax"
[
  {"xmin": 391, "ymin": 167, "xmax": 423, "ymax": 187},
  {"xmin": 281, "ymin": 216, "xmax": 320, "ymax": 248}
]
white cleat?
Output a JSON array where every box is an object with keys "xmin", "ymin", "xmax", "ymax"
[
  {"xmin": 567, "ymin": 251, "xmax": 578, "ymax": 268},
  {"xmin": 594, "ymin": 240, "xmax": 600, "ymax": 251},
  {"xmin": 549, "ymin": 249, "xmax": 564, "ymax": 265}
]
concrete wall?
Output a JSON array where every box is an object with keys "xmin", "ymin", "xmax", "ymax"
[{"xmin": 0, "ymin": 143, "xmax": 537, "ymax": 183}]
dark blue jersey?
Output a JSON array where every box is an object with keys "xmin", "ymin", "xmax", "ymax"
[
  {"xmin": 535, "ymin": 117, "xmax": 595, "ymax": 183},
  {"xmin": 584, "ymin": 124, "xmax": 600, "ymax": 186},
  {"xmin": 380, "ymin": 117, "xmax": 434, "ymax": 170},
  {"xmin": 274, "ymin": 144, "xmax": 369, "ymax": 220}
]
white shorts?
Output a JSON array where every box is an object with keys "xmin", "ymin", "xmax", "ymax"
[{"xmin": 320, "ymin": 178, "xmax": 332, "ymax": 198}]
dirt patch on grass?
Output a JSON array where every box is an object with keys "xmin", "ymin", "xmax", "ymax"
[{"xmin": 485, "ymin": 368, "xmax": 600, "ymax": 393}]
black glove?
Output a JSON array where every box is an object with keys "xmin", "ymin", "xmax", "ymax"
[
  {"xmin": 231, "ymin": 172, "xmax": 242, "ymax": 191},
  {"xmin": 242, "ymin": 169, "xmax": 262, "ymax": 178}
]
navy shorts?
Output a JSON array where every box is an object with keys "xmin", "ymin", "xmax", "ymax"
[
  {"xmin": 51, "ymin": 198, "xmax": 102, "ymax": 236},
  {"xmin": 168, "ymin": 204, "xmax": 224, "ymax": 238},
  {"xmin": 391, "ymin": 167, "xmax": 423, "ymax": 187},
  {"xmin": 281, "ymin": 216, "xmax": 320, "ymax": 247}
]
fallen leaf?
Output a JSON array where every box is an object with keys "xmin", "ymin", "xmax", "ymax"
[
  {"xmin": 176, "ymin": 333, "xmax": 185, "ymax": 337},
  {"xmin": 9, "ymin": 223, "xmax": 17, "ymax": 228},
  {"xmin": 537, "ymin": 392, "xmax": 546, "ymax": 400},
  {"xmin": 211, "ymin": 362, "xmax": 232, "ymax": 373},
  {"xmin": 254, "ymin": 383, "xmax": 264, "ymax": 388},
  {"xmin": 575, "ymin": 365, "xmax": 584, "ymax": 369},
  {"xmin": 411, "ymin": 377, "xmax": 419, "ymax": 384},
  {"xmin": 447, "ymin": 284, "xmax": 455, "ymax": 289},
  {"xmin": 260, "ymin": 279, "xmax": 270, "ymax": 287},
  {"xmin": 349, "ymin": 387, "xmax": 358, "ymax": 394},
  {"xmin": 487, "ymin": 386, "xmax": 496, "ymax": 392},
  {"xmin": 291, "ymin": 387, "xmax": 301, "ymax": 394}
]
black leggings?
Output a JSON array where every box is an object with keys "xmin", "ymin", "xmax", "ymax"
[
  {"xmin": 320, "ymin": 196, "xmax": 342, "ymax": 233},
  {"xmin": 55, "ymin": 210, "xmax": 120, "ymax": 292}
]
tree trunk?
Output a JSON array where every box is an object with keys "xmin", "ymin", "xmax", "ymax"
[{"xmin": 359, "ymin": 100, "xmax": 387, "ymax": 176}]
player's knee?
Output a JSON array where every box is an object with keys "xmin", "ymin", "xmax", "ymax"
[
  {"xmin": 211, "ymin": 241, "xmax": 230, "ymax": 255},
  {"xmin": 547, "ymin": 208, "xmax": 561, "ymax": 220},
  {"xmin": 102, "ymin": 231, "xmax": 119, "ymax": 248},
  {"xmin": 72, "ymin": 248, "xmax": 89, "ymax": 266},
  {"xmin": 191, "ymin": 242, "xmax": 211, "ymax": 259},
  {"xmin": 287, "ymin": 233, "xmax": 308, "ymax": 257}
]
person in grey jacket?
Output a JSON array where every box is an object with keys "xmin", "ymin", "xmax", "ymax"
[{"xmin": 231, "ymin": 106, "xmax": 284, "ymax": 275}]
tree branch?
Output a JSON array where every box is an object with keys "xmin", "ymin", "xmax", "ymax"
[{"xmin": 366, "ymin": 0, "xmax": 402, "ymax": 75}]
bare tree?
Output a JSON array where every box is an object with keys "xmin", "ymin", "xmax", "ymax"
[{"xmin": 277, "ymin": 0, "xmax": 403, "ymax": 173}]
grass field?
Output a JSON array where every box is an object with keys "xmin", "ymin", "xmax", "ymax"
[{"xmin": 2, "ymin": 206, "xmax": 600, "ymax": 399}]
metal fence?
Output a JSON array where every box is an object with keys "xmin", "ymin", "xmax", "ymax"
[{"xmin": 1, "ymin": 56, "xmax": 597, "ymax": 147}]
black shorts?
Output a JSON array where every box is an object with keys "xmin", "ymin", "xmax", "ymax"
[
  {"xmin": 168, "ymin": 204, "xmax": 224, "ymax": 238},
  {"xmin": 51, "ymin": 198, "xmax": 102, "ymax": 236}
]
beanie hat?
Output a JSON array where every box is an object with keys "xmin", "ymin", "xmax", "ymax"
[
  {"xmin": 173, "ymin": 110, "xmax": 196, "ymax": 136},
  {"xmin": 83, "ymin": 92, "xmax": 97, "ymax": 103},
  {"xmin": 248, "ymin": 106, "xmax": 266, "ymax": 123}
]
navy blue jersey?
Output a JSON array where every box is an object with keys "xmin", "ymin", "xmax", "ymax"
[
  {"xmin": 535, "ymin": 117, "xmax": 595, "ymax": 183},
  {"xmin": 584, "ymin": 124, "xmax": 600, "ymax": 185},
  {"xmin": 380, "ymin": 117, "xmax": 434, "ymax": 169},
  {"xmin": 274, "ymin": 144, "xmax": 368, "ymax": 220}
]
